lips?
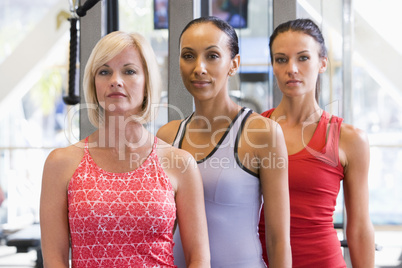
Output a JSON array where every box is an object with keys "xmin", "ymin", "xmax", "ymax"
[
  {"xmin": 107, "ymin": 92, "xmax": 126, "ymax": 98},
  {"xmin": 191, "ymin": 80, "xmax": 211, "ymax": 88},
  {"xmin": 286, "ymin": 79, "xmax": 301, "ymax": 86}
]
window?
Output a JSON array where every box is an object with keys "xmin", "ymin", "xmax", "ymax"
[
  {"xmin": 223, "ymin": 0, "xmax": 273, "ymax": 114},
  {"xmin": 298, "ymin": 0, "xmax": 402, "ymax": 225},
  {"xmin": 353, "ymin": 0, "xmax": 402, "ymax": 224},
  {"xmin": 0, "ymin": 0, "xmax": 74, "ymax": 226}
]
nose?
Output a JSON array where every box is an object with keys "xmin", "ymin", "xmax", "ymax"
[
  {"xmin": 194, "ymin": 57, "xmax": 207, "ymax": 76},
  {"xmin": 110, "ymin": 72, "xmax": 123, "ymax": 88},
  {"xmin": 287, "ymin": 59, "xmax": 298, "ymax": 75}
]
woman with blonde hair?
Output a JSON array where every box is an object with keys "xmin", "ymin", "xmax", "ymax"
[{"xmin": 40, "ymin": 31, "xmax": 210, "ymax": 268}]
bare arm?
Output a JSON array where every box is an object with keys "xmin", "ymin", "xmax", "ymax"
[
  {"xmin": 159, "ymin": 145, "xmax": 210, "ymax": 268},
  {"xmin": 340, "ymin": 124, "xmax": 375, "ymax": 267},
  {"xmin": 40, "ymin": 148, "xmax": 74, "ymax": 268},
  {"xmin": 244, "ymin": 115, "xmax": 292, "ymax": 267}
]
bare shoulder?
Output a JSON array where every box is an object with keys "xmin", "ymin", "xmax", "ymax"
[
  {"xmin": 46, "ymin": 142, "xmax": 84, "ymax": 167},
  {"xmin": 43, "ymin": 141, "xmax": 85, "ymax": 186},
  {"xmin": 340, "ymin": 122, "xmax": 369, "ymax": 150},
  {"xmin": 156, "ymin": 120, "xmax": 183, "ymax": 144},
  {"xmin": 156, "ymin": 138, "xmax": 199, "ymax": 191},
  {"xmin": 156, "ymin": 138, "xmax": 197, "ymax": 170},
  {"xmin": 339, "ymin": 123, "xmax": 370, "ymax": 168},
  {"xmin": 242, "ymin": 112, "xmax": 284, "ymax": 144},
  {"xmin": 245, "ymin": 112, "xmax": 282, "ymax": 132}
]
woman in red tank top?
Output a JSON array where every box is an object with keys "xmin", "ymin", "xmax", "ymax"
[
  {"xmin": 40, "ymin": 31, "xmax": 210, "ymax": 267},
  {"xmin": 259, "ymin": 19, "xmax": 374, "ymax": 267}
]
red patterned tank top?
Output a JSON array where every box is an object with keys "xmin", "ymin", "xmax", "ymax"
[{"xmin": 68, "ymin": 136, "xmax": 177, "ymax": 267}]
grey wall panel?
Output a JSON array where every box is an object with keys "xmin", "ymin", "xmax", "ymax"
[
  {"xmin": 79, "ymin": 1, "xmax": 104, "ymax": 140},
  {"xmin": 167, "ymin": 0, "xmax": 201, "ymax": 121},
  {"xmin": 272, "ymin": 0, "xmax": 297, "ymax": 107}
]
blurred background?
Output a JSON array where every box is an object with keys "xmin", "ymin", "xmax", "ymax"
[{"xmin": 0, "ymin": 0, "xmax": 401, "ymax": 267}]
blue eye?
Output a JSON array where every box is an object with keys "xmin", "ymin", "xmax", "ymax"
[
  {"xmin": 126, "ymin": 69, "xmax": 136, "ymax": 75},
  {"xmin": 98, "ymin": 69, "xmax": 109, "ymax": 75}
]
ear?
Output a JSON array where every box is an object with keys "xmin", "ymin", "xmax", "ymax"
[
  {"xmin": 319, "ymin": 56, "xmax": 328, "ymax": 73},
  {"xmin": 229, "ymin": 54, "xmax": 240, "ymax": 76}
]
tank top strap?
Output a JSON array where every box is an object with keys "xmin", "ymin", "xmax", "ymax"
[
  {"xmin": 305, "ymin": 111, "xmax": 343, "ymax": 167},
  {"xmin": 152, "ymin": 135, "xmax": 158, "ymax": 150},
  {"xmin": 314, "ymin": 110, "xmax": 331, "ymax": 143},
  {"xmin": 325, "ymin": 113, "xmax": 343, "ymax": 157},
  {"xmin": 150, "ymin": 136, "xmax": 158, "ymax": 159},
  {"xmin": 226, "ymin": 107, "xmax": 252, "ymax": 148},
  {"xmin": 316, "ymin": 110, "xmax": 343, "ymax": 149},
  {"xmin": 172, "ymin": 114, "xmax": 193, "ymax": 148},
  {"xmin": 263, "ymin": 108, "xmax": 329, "ymax": 148},
  {"xmin": 172, "ymin": 108, "xmax": 252, "ymax": 149},
  {"xmin": 234, "ymin": 107, "xmax": 252, "ymax": 132},
  {"xmin": 261, "ymin": 108, "xmax": 274, "ymax": 118},
  {"xmin": 84, "ymin": 136, "xmax": 90, "ymax": 152}
]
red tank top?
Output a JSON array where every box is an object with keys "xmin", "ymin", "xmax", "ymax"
[
  {"xmin": 259, "ymin": 109, "xmax": 346, "ymax": 268},
  {"xmin": 68, "ymin": 137, "xmax": 177, "ymax": 267}
]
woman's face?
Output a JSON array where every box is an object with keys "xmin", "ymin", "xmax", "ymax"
[
  {"xmin": 95, "ymin": 46, "xmax": 146, "ymax": 116},
  {"xmin": 271, "ymin": 31, "xmax": 327, "ymax": 99},
  {"xmin": 179, "ymin": 22, "xmax": 239, "ymax": 102}
]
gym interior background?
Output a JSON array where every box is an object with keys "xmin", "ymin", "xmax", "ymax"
[{"xmin": 0, "ymin": 0, "xmax": 401, "ymax": 267}]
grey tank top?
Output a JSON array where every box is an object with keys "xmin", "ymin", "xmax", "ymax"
[{"xmin": 172, "ymin": 108, "xmax": 266, "ymax": 268}]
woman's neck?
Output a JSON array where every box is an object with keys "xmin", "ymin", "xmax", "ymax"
[
  {"xmin": 96, "ymin": 115, "xmax": 150, "ymax": 150},
  {"xmin": 274, "ymin": 96, "xmax": 322, "ymax": 126},
  {"xmin": 192, "ymin": 98, "xmax": 240, "ymax": 129}
]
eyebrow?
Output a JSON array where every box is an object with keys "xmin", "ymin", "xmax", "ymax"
[
  {"xmin": 101, "ymin": 63, "xmax": 137, "ymax": 67},
  {"xmin": 273, "ymin": 50, "xmax": 310, "ymax": 56},
  {"xmin": 181, "ymin": 45, "xmax": 220, "ymax": 52},
  {"xmin": 297, "ymin": 50, "xmax": 310, "ymax": 54}
]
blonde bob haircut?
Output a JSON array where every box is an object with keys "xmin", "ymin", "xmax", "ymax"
[{"xmin": 83, "ymin": 31, "xmax": 161, "ymax": 127}]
